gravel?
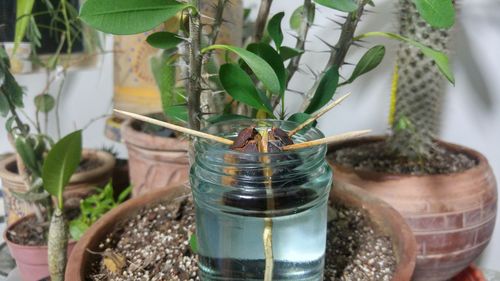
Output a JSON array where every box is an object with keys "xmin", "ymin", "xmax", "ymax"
[{"xmin": 90, "ymin": 198, "xmax": 396, "ymax": 281}]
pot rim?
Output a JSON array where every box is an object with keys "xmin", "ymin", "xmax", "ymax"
[
  {"xmin": 327, "ymin": 136, "xmax": 490, "ymax": 179},
  {"xmin": 3, "ymin": 213, "xmax": 77, "ymax": 250},
  {"xmin": 0, "ymin": 149, "xmax": 115, "ymax": 184},
  {"xmin": 121, "ymin": 118, "xmax": 189, "ymax": 151}
]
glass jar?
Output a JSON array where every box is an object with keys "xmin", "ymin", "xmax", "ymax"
[{"xmin": 190, "ymin": 120, "xmax": 332, "ymax": 281}]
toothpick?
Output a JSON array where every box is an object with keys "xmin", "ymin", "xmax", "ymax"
[
  {"xmin": 283, "ymin": 130, "xmax": 370, "ymax": 151},
  {"xmin": 114, "ymin": 109, "xmax": 234, "ymax": 145},
  {"xmin": 288, "ymin": 93, "xmax": 352, "ymax": 137}
]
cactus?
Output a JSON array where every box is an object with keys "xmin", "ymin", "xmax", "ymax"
[{"xmin": 387, "ymin": 0, "xmax": 453, "ymax": 160}]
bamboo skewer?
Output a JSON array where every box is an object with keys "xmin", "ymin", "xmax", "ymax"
[
  {"xmin": 288, "ymin": 93, "xmax": 352, "ymax": 137},
  {"xmin": 114, "ymin": 109, "xmax": 370, "ymax": 151}
]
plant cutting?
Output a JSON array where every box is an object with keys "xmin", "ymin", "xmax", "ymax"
[
  {"xmin": 79, "ymin": 0, "xmax": 453, "ymax": 279},
  {"xmin": 327, "ymin": 1, "xmax": 497, "ymax": 280}
]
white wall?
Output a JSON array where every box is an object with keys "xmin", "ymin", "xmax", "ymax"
[{"xmin": 1, "ymin": 0, "xmax": 499, "ymax": 271}]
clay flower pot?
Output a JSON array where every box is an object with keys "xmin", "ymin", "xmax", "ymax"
[
  {"xmin": 328, "ymin": 137, "xmax": 497, "ymax": 281},
  {"xmin": 66, "ymin": 182, "xmax": 416, "ymax": 280},
  {"xmin": 452, "ymin": 265, "xmax": 486, "ymax": 281},
  {"xmin": 0, "ymin": 149, "xmax": 115, "ymax": 225},
  {"xmin": 3, "ymin": 214, "xmax": 76, "ymax": 281},
  {"xmin": 121, "ymin": 119, "xmax": 189, "ymax": 197}
]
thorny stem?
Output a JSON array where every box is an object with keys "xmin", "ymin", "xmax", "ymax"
[
  {"xmin": 253, "ymin": 0, "xmax": 273, "ymax": 43},
  {"xmin": 301, "ymin": 0, "xmax": 368, "ymax": 111},
  {"xmin": 188, "ymin": 1, "xmax": 203, "ymax": 130}
]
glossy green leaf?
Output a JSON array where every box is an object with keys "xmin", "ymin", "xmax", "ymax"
[
  {"xmin": 413, "ymin": 0, "xmax": 455, "ymax": 28},
  {"xmin": 219, "ymin": 64, "xmax": 274, "ymax": 115},
  {"xmin": 207, "ymin": 114, "xmax": 250, "ymax": 124},
  {"xmin": 146, "ymin": 32, "xmax": 184, "ymax": 50},
  {"xmin": 288, "ymin": 113, "xmax": 317, "ymax": 131},
  {"xmin": 34, "ymin": 94, "xmax": 55, "ymax": 113},
  {"xmin": 246, "ymin": 43, "xmax": 286, "ymax": 95},
  {"xmin": 151, "ymin": 50, "xmax": 178, "ymax": 117},
  {"xmin": 42, "ymin": 130, "xmax": 82, "ymax": 208},
  {"xmin": 13, "ymin": 0, "xmax": 35, "ymax": 54},
  {"xmin": 164, "ymin": 105, "xmax": 188, "ymax": 124},
  {"xmin": 305, "ymin": 66, "xmax": 339, "ymax": 114},
  {"xmin": 79, "ymin": 0, "xmax": 191, "ymax": 35},
  {"xmin": 343, "ymin": 45, "xmax": 385, "ymax": 84},
  {"xmin": 279, "ymin": 46, "xmax": 304, "ymax": 61},
  {"xmin": 267, "ymin": 12, "xmax": 284, "ymax": 48},
  {"xmin": 314, "ymin": 0, "xmax": 357, "ymax": 12},
  {"xmin": 202, "ymin": 45, "xmax": 280, "ymax": 94},
  {"xmin": 15, "ymin": 137, "xmax": 39, "ymax": 177},
  {"xmin": 356, "ymin": 32, "xmax": 454, "ymax": 84},
  {"xmin": 290, "ymin": 6, "xmax": 303, "ymax": 31}
]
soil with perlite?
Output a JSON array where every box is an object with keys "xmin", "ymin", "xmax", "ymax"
[{"xmin": 89, "ymin": 197, "xmax": 396, "ymax": 281}]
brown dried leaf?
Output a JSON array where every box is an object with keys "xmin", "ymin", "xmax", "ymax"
[{"xmin": 103, "ymin": 249, "xmax": 126, "ymax": 273}]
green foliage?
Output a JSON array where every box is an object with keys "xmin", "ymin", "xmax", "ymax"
[
  {"xmin": 13, "ymin": 0, "xmax": 35, "ymax": 54},
  {"xmin": 305, "ymin": 66, "xmax": 340, "ymax": 114},
  {"xmin": 189, "ymin": 234, "xmax": 198, "ymax": 253},
  {"xmin": 70, "ymin": 183, "xmax": 131, "ymax": 241},
  {"xmin": 207, "ymin": 114, "xmax": 250, "ymax": 124},
  {"xmin": 146, "ymin": 32, "xmax": 184, "ymax": 50},
  {"xmin": 413, "ymin": 0, "xmax": 455, "ymax": 28},
  {"xmin": 34, "ymin": 94, "xmax": 55, "ymax": 113},
  {"xmin": 246, "ymin": 43, "xmax": 286, "ymax": 95},
  {"xmin": 202, "ymin": 45, "xmax": 281, "ymax": 94},
  {"xmin": 150, "ymin": 50, "xmax": 180, "ymax": 120},
  {"xmin": 164, "ymin": 105, "xmax": 188, "ymax": 124},
  {"xmin": 314, "ymin": 0, "xmax": 357, "ymax": 12},
  {"xmin": 342, "ymin": 45, "xmax": 385, "ymax": 85},
  {"xmin": 290, "ymin": 5, "xmax": 315, "ymax": 31},
  {"xmin": 356, "ymin": 32, "xmax": 454, "ymax": 84},
  {"xmin": 267, "ymin": 12, "xmax": 285, "ymax": 49},
  {"xmin": 79, "ymin": 0, "xmax": 191, "ymax": 35},
  {"xmin": 288, "ymin": 113, "xmax": 316, "ymax": 131},
  {"xmin": 279, "ymin": 46, "xmax": 303, "ymax": 61},
  {"xmin": 219, "ymin": 64, "xmax": 274, "ymax": 116},
  {"xmin": 42, "ymin": 130, "xmax": 82, "ymax": 209}
]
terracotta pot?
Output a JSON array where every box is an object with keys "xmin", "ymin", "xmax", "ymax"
[
  {"xmin": 0, "ymin": 149, "xmax": 115, "ymax": 225},
  {"xmin": 327, "ymin": 137, "xmax": 497, "ymax": 281},
  {"xmin": 121, "ymin": 119, "xmax": 189, "ymax": 197},
  {"xmin": 66, "ymin": 182, "xmax": 416, "ymax": 280},
  {"xmin": 451, "ymin": 265, "xmax": 486, "ymax": 281},
  {"xmin": 3, "ymin": 214, "xmax": 76, "ymax": 281}
]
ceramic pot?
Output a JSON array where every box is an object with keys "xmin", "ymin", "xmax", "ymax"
[
  {"xmin": 65, "ymin": 182, "xmax": 417, "ymax": 280},
  {"xmin": 121, "ymin": 119, "xmax": 189, "ymax": 197},
  {"xmin": 328, "ymin": 137, "xmax": 497, "ymax": 281},
  {"xmin": 0, "ymin": 149, "xmax": 115, "ymax": 225},
  {"xmin": 3, "ymin": 214, "xmax": 76, "ymax": 281}
]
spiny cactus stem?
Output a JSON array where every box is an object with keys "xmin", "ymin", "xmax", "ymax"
[
  {"xmin": 253, "ymin": 0, "xmax": 273, "ymax": 43},
  {"xmin": 188, "ymin": 0, "xmax": 203, "ymax": 130},
  {"xmin": 285, "ymin": 0, "xmax": 313, "ymax": 87},
  {"xmin": 301, "ymin": 0, "xmax": 368, "ymax": 111},
  {"xmin": 202, "ymin": 0, "xmax": 229, "ymax": 65}
]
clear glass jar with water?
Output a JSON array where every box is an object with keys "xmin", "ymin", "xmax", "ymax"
[{"xmin": 190, "ymin": 120, "xmax": 332, "ymax": 281}]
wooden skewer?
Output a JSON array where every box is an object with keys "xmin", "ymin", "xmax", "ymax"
[
  {"xmin": 283, "ymin": 130, "xmax": 371, "ymax": 151},
  {"xmin": 114, "ymin": 109, "xmax": 234, "ymax": 145},
  {"xmin": 288, "ymin": 93, "xmax": 352, "ymax": 137}
]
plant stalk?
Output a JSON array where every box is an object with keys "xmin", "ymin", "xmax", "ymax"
[
  {"xmin": 48, "ymin": 208, "xmax": 68, "ymax": 281},
  {"xmin": 188, "ymin": 1, "xmax": 203, "ymax": 130},
  {"xmin": 253, "ymin": 0, "xmax": 273, "ymax": 43}
]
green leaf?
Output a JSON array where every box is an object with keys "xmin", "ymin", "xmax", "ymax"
[
  {"xmin": 146, "ymin": 32, "xmax": 184, "ymax": 50},
  {"xmin": 34, "ymin": 94, "xmax": 55, "ymax": 113},
  {"xmin": 290, "ymin": 6, "xmax": 303, "ymax": 31},
  {"xmin": 15, "ymin": 137, "xmax": 39, "ymax": 176},
  {"xmin": 267, "ymin": 12, "xmax": 284, "ymax": 48},
  {"xmin": 305, "ymin": 65, "xmax": 339, "ymax": 114},
  {"xmin": 14, "ymin": 0, "xmax": 35, "ymax": 54},
  {"xmin": 288, "ymin": 113, "xmax": 317, "ymax": 131},
  {"xmin": 314, "ymin": 0, "xmax": 357, "ymax": 12},
  {"xmin": 202, "ymin": 45, "xmax": 281, "ymax": 94},
  {"xmin": 343, "ymin": 45, "xmax": 385, "ymax": 85},
  {"xmin": 219, "ymin": 64, "xmax": 274, "ymax": 115},
  {"xmin": 42, "ymin": 130, "xmax": 82, "ymax": 209},
  {"xmin": 356, "ymin": 32, "xmax": 454, "ymax": 84},
  {"xmin": 151, "ymin": 50, "xmax": 178, "ymax": 116},
  {"xmin": 206, "ymin": 114, "xmax": 250, "ymax": 124},
  {"xmin": 246, "ymin": 43, "xmax": 286, "ymax": 95},
  {"xmin": 79, "ymin": 0, "xmax": 191, "ymax": 35},
  {"xmin": 189, "ymin": 234, "xmax": 198, "ymax": 253},
  {"xmin": 279, "ymin": 46, "xmax": 304, "ymax": 61},
  {"xmin": 164, "ymin": 105, "xmax": 188, "ymax": 124},
  {"xmin": 117, "ymin": 186, "xmax": 132, "ymax": 203},
  {"xmin": 0, "ymin": 92, "xmax": 9, "ymax": 117},
  {"xmin": 69, "ymin": 219, "xmax": 89, "ymax": 241},
  {"xmin": 413, "ymin": 0, "xmax": 455, "ymax": 28}
]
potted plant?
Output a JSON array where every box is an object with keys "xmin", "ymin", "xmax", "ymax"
[
  {"xmin": 0, "ymin": 0, "xmax": 115, "ymax": 225},
  {"xmin": 327, "ymin": 1, "xmax": 497, "ymax": 280},
  {"xmin": 78, "ymin": 0, "xmax": 451, "ymax": 279}
]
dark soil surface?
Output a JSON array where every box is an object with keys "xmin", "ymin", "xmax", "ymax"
[
  {"xmin": 90, "ymin": 198, "xmax": 396, "ymax": 281},
  {"xmin": 7, "ymin": 209, "xmax": 80, "ymax": 246},
  {"xmin": 76, "ymin": 157, "xmax": 104, "ymax": 173},
  {"xmin": 330, "ymin": 141, "xmax": 477, "ymax": 175}
]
